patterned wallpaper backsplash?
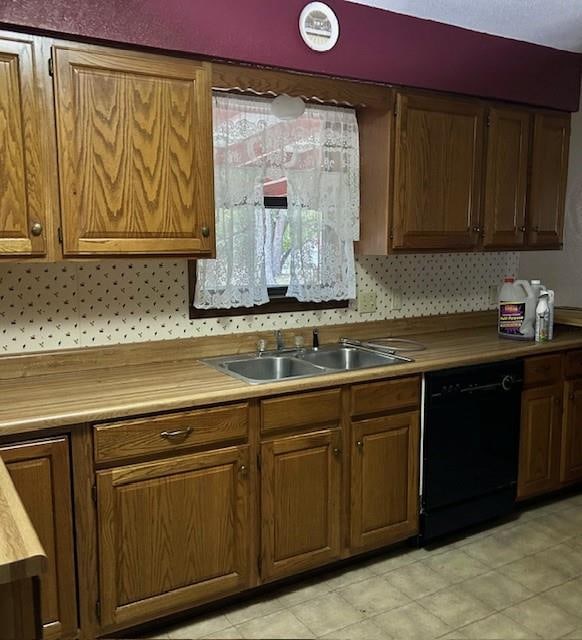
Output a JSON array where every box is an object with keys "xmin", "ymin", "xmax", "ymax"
[{"xmin": 0, "ymin": 253, "xmax": 519, "ymax": 355}]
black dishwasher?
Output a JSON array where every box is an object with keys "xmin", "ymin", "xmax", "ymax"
[{"xmin": 421, "ymin": 359, "xmax": 523, "ymax": 542}]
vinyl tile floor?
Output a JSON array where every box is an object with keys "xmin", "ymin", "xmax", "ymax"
[{"xmin": 135, "ymin": 491, "xmax": 582, "ymax": 640}]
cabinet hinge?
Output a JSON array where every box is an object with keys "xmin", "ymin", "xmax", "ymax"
[
  {"xmin": 486, "ymin": 114, "xmax": 491, "ymax": 127},
  {"xmin": 57, "ymin": 227, "xmax": 63, "ymax": 244},
  {"xmin": 91, "ymin": 485, "xmax": 97, "ymax": 505},
  {"xmin": 256, "ymin": 454, "xmax": 261, "ymax": 471},
  {"xmin": 48, "ymin": 57, "xmax": 54, "ymax": 77},
  {"xmin": 95, "ymin": 600, "xmax": 101, "ymax": 621},
  {"xmin": 257, "ymin": 554, "xmax": 262, "ymax": 575}
]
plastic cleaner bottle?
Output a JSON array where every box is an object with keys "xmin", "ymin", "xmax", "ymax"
[
  {"xmin": 498, "ymin": 277, "xmax": 536, "ymax": 340},
  {"xmin": 535, "ymin": 291, "xmax": 551, "ymax": 343}
]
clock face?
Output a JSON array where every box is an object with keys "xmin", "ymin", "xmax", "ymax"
[{"xmin": 299, "ymin": 2, "xmax": 340, "ymax": 52}]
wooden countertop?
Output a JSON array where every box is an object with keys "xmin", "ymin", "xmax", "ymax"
[
  {"xmin": 2, "ymin": 324, "xmax": 582, "ymax": 436},
  {"xmin": 0, "ymin": 458, "xmax": 46, "ymax": 584}
]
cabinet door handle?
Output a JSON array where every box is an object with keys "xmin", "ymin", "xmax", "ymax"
[
  {"xmin": 519, "ymin": 226, "xmax": 527, "ymax": 233},
  {"xmin": 30, "ymin": 222, "xmax": 43, "ymax": 236},
  {"xmin": 160, "ymin": 427, "xmax": 193, "ymax": 442},
  {"xmin": 239, "ymin": 464, "xmax": 249, "ymax": 476},
  {"xmin": 201, "ymin": 226, "xmax": 210, "ymax": 238},
  {"xmin": 356, "ymin": 440, "xmax": 363, "ymax": 450},
  {"xmin": 472, "ymin": 225, "xmax": 482, "ymax": 233},
  {"xmin": 332, "ymin": 447, "xmax": 341, "ymax": 457}
]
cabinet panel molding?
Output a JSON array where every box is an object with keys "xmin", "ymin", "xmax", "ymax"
[
  {"xmin": 0, "ymin": 34, "xmax": 49, "ymax": 257},
  {"xmin": 97, "ymin": 445, "xmax": 251, "ymax": 627},
  {"xmin": 260, "ymin": 429, "xmax": 342, "ymax": 581},
  {"xmin": 392, "ymin": 92, "xmax": 485, "ymax": 250},
  {"xmin": 561, "ymin": 379, "xmax": 582, "ymax": 484},
  {"xmin": 53, "ymin": 43, "xmax": 214, "ymax": 257},
  {"xmin": 482, "ymin": 108, "xmax": 530, "ymax": 248},
  {"xmin": 350, "ymin": 411, "xmax": 419, "ymax": 550},
  {"xmin": 518, "ymin": 384, "xmax": 563, "ymax": 499},
  {"xmin": 0, "ymin": 437, "xmax": 77, "ymax": 640},
  {"xmin": 528, "ymin": 112, "xmax": 570, "ymax": 248}
]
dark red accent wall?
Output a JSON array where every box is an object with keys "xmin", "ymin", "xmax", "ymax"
[{"xmin": 1, "ymin": 0, "xmax": 580, "ymax": 111}]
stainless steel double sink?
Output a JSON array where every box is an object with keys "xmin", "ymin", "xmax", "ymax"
[{"xmin": 202, "ymin": 344, "xmax": 413, "ymax": 384}]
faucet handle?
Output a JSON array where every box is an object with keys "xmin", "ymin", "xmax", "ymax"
[
  {"xmin": 256, "ymin": 338, "xmax": 267, "ymax": 354},
  {"xmin": 294, "ymin": 335, "xmax": 305, "ymax": 350},
  {"xmin": 312, "ymin": 327, "xmax": 320, "ymax": 349}
]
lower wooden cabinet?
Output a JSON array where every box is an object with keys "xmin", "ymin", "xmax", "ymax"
[
  {"xmin": 518, "ymin": 384, "xmax": 563, "ymax": 499},
  {"xmin": 260, "ymin": 429, "xmax": 342, "ymax": 581},
  {"xmin": 96, "ymin": 445, "xmax": 251, "ymax": 627},
  {"xmin": 350, "ymin": 411, "xmax": 420, "ymax": 551},
  {"xmin": 561, "ymin": 378, "xmax": 582, "ymax": 484},
  {"xmin": 0, "ymin": 437, "xmax": 77, "ymax": 640}
]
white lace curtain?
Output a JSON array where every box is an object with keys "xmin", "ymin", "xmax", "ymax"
[{"xmin": 194, "ymin": 93, "xmax": 360, "ymax": 309}]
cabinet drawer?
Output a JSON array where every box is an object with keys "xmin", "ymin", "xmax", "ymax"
[
  {"xmin": 524, "ymin": 354, "xmax": 563, "ymax": 387},
  {"xmin": 565, "ymin": 350, "xmax": 582, "ymax": 379},
  {"xmin": 94, "ymin": 403, "xmax": 248, "ymax": 464},
  {"xmin": 261, "ymin": 389, "xmax": 341, "ymax": 434},
  {"xmin": 351, "ymin": 377, "xmax": 420, "ymax": 418}
]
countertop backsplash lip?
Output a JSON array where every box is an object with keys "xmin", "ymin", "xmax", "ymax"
[{"xmin": 0, "ymin": 253, "xmax": 519, "ymax": 355}]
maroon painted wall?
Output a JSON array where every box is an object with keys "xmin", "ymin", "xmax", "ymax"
[{"xmin": 1, "ymin": 0, "xmax": 580, "ymax": 111}]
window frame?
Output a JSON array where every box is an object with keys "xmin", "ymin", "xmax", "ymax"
[{"xmin": 187, "ymin": 67, "xmax": 386, "ymax": 321}]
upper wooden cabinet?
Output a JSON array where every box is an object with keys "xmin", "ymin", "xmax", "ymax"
[
  {"xmin": 0, "ymin": 437, "xmax": 77, "ymax": 640},
  {"xmin": 527, "ymin": 112, "xmax": 570, "ymax": 249},
  {"xmin": 52, "ymin": 44, "xmax": 215, "ymax": 257},
  {"xmin": 359, "ymin": 92, "xmax": 571, "ymax": 255},
  {"xmin": 482, "ymin": 107, "xmax": 530, "ymax": 249},
  {"xmin": 391, "ymin": 92, "xmax": 485, "ymax": 250},
  {"xmin": 0, "ymin": 34, "xmax": 50, "ymax": 258}
]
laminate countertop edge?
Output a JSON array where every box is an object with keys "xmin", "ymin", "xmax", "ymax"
[
  {"xmin": 2, "ymin": 325, "xmax": 582, "ymax": 436},
  {"xmin": 0, "ymin": 458, "xmax": 47, "ymax": 584}
]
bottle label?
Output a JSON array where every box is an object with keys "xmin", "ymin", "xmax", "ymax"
[{"xmin": 499, "ymin": 302, "xmax": 526, "ymax": 336}]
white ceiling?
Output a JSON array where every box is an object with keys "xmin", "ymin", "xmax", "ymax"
[{"xmin": 345, "ymin": 0, "xmax": 582, "ymax": 52}]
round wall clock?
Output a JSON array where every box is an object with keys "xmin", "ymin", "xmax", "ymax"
[{"xmin": 299, "ymin": 2, "xmax": 340, "ymax": 52}]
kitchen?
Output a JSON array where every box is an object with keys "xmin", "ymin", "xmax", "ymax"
[{"xmin": 0, "ymin": 1, "xmax": 581, "ymax": 639}]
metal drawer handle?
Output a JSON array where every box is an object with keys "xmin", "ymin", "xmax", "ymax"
[{"xmin": 160, "ymin": 427, "xmax": 193, "ymax": 442}]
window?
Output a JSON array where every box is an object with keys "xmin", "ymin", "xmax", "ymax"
[{"xmin": 189, "ymin": 92, "xmax": 359, "ymax": 318}]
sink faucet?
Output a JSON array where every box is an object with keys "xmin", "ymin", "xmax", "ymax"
[
  {"xmin": 312, "ymin": 328, "xmax": 320, "ymax": 349},
  {"xmin": 274, "ymin": 329, "xmax": 285, "ymax": 351}
]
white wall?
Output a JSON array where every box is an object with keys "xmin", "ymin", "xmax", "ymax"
[{"xmin": 520, "ymin": 103, "xmax": 582, "ymax": 305}]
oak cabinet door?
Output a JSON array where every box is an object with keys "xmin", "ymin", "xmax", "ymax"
[
  {"xmin": 482, "ymin": 108, "xmax": 530, "ymax": 249},
  {"xmin": 0, "ymin": 34, "xmax": 49, "ymax": 257},
  {"xmin": 52, "ymin": 44, "xmax": 214, "ymax": 257},
  {"xmin": 261, "ymin": 430, "xmax": 342, "ymax": 581},
  {"xmin": 527, "ymin": 112, "xmax": 570, "ymax": 248},
  {"xmin": 392, "ymin": 92, "xmax": 485, "ymax": 250},
  {"xmin": 518, "ymin": 384, "xmax": 563, "ymax": 499},
  {"xmin": 0, "ymin": 438, "xmax": 77, "ymax": 640},
  {"xmin": 561, "ymin": 379, "xmax": 582, "ymax": 484},
  {"xmin": 350, "ymin": 411, "xmax": 419, "ymax": 551},
  {"xmin": 96, "ymin": 446, "xmax": 251, "ymax": 628}
]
